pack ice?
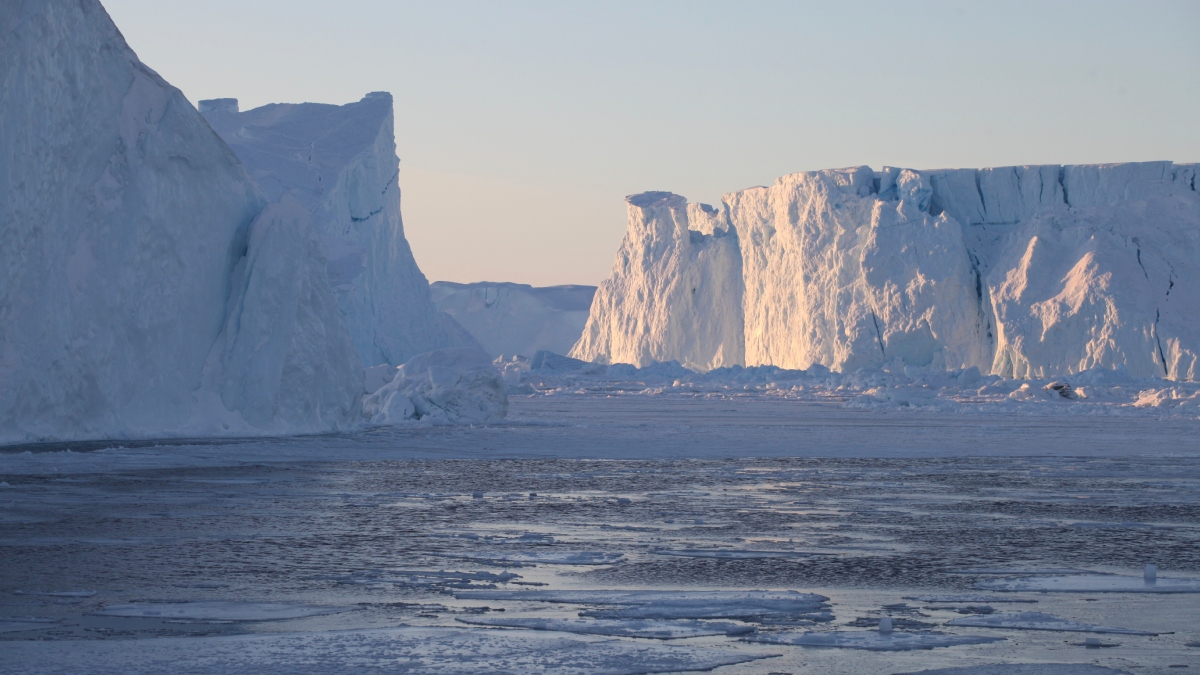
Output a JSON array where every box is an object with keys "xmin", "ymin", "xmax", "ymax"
[
  {"xmin": 431, "ymin": 282, "xmax": 596, "ymax": 359},
  {"xmin": 574, "ymin": 164, "xmax": 1200, "ymax": 380},
  {"xmin": 0, "ymin": 0, "xmax": 499, "ymax": 444}
]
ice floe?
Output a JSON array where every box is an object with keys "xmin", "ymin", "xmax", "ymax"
[
  {"xmin": 90, "ymin": 601, "xmax": 345, "ymax": 622},
  {"xmin": 652, "ymin": 548, "xmax": 814, "ymax": 559},
  {"xmin": 976, "ymin": 574, "xmax": 1200, "ymax": 593},
  {"xmin": 448, "ymin": 551, "xmax": 623, "ymax": 566},
  {"xmin": 0, "ymin": 617, "xmax": 59, "ymax": 633},
  {"xmin": 319, "ymin": 570, "xmax": 520, "ymax": 591},
  {"xmin": 905, "ymin": 595, "xmax": 1038, "ymax": 604},
  {"xmin": 946, "ymin": 611, "xmax": 1157, "ymax": 635},
  {"xmin": 747, "ymin": 630, "xmax": 1004, "ymax": 651},
  {"xmin": 0, "ymin": 626, "xmax": 771, "ymax": 674},
  {"xmin": 456, "ymin": 616, "xmax": 754, "ymax": 639},
  {"xmin": 454, "ymin": 589, "xmax": 830, "ymax": 620},
  {"xmin": 896, "ymin": 665, "xmax": 1134, "ymax": 675}
]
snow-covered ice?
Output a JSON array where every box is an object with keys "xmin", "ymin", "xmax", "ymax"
[
  {"xmin": 431, "ymin": 282, "xmax": 596, "ymax": 359},
  {"xmin": 946, "ymin": 611, "xmax": 1157, "ymax": 634}
]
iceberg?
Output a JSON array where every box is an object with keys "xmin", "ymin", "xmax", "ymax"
[
  {"xmin": 362, "ymin": 348, "xmax": 507, "ymax": 425},
  {"xmin": 0, "ymin": 0, "xmax": 363, "ymax": 443},
  {"xmin": 200, "ymin": 94, "xmax": 479, "ymax": 367},
  {"xmin": 575, "ymin": 163, "xmax": 1200, "ymax": 380},
  {"xmin": 431, "ymin": 282, "xmax": 596, "ymax": 359}
]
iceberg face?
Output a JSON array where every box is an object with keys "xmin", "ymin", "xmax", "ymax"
[
  {"xmin": 0, "ymin": 0, "xmax": 365, "ymax": 443},
  {"xmin": 570, "ymin": 193, "xmax": 745, "ymax": 372},
  {"xmin": 362, "ymin": 348, "xmax": 507, "ymax": 425},
  {"xmin": 431, "ymin": 281, "xmax": 596, "ymax": 359},
  {"xmin": 1, "ymin": 0, "xmax": 251, "ymax": 441},
  {"xmin": 579, "ymin": 162, "xmax": 1200, "ymax": 380},
  {"xmin": 201, "ymin": 94, "xmax": 477, "ymax": 367}
]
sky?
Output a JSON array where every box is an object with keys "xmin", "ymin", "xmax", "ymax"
[{"xmin": 103, "ymin": 0, "xmax": 1200, "ymax": 287}]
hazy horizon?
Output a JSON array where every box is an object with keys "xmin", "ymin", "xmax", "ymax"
[{"xmin": 104, "ymin": 0, "xmax": 1200, "ymax": 286}]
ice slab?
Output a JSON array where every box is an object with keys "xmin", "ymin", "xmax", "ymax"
[
  {"xmin": 653, "ymin": 548, "xmax": 814, "ymax": 559},
  {"xmin": 905, "ymin": 595, "xmax": 1037, "ymax": 604},
  {"xmin": 0, "ymin": 617, "xmax": 59, "ymax": 633},
  {"xmin": 747, "ymin": 630, "xmax": 1004, "ymax": 651},
  {"xmin": 449, "ymin": 551, "xmax": 623, "ymax": 566},
  {"xmin": 946, "ymin": 611, "xmax": 1157, "ymax": 635},
  {"xmin": 976, "ymin": 574, "xmax": 1200, "ymax": 593},
  {"xmin": 90, "ymin": 601, "xmax": 345, "ymax": 622},
  {"xmin": 0, "ymin": 626, "xmax": 771, "ymax": 674},
  {"xmin": 897, "ymin": 665, "xmax": 1134, "ymax": 675},
  {"xmin": 456, "ymin": 616, "xmax": 754, "ymax": 639}
]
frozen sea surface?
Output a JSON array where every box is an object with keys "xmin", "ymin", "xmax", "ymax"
[{"xmin": 2, "ymin": 393, "xmax": 1199, "ymax": 673}]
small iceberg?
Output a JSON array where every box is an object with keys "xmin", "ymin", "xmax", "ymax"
[
  {"xmin": 456, "ymin": 616, "xmax": 754, "ymax": 639},
  {"xmin": 747, "ymin": 630, "xmax": 1004, "ymax": 651},
  {"xmin": 946, "ymin": 611, "xmax": 1157, "ymax": 635},
  {"xmin": 90, "ymin": 601, "xmax": 345, "ymax": 622}
]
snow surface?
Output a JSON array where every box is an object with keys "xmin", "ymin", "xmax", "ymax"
[
  {"xmin": 200, "ymin": 95, "xmax": 478, "ymax": 367},
  {"xmin": 945, "ymin": 612, "xmax": 1156, "ymax": 635},
  {"xmin": 575, "ymin": 163, "xmax": 1200, "ymax": 380},
  {"xmin": 431, "ymin": 281, "xmax": 596, "ymax": 359}
]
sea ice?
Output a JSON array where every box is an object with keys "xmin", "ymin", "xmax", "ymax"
[
  {"xmin": 904, "ymin": 595, "xmax": 1038, "ymax": 604},
  {"xmin": 976, "ymin": 574, "xmax": 1200, "ymax": 593},
  {"xmin": 946, "ymin": 611, "xmax": 1157, "ymax": 635},
  {"xmin": 89, "ymin": 601, "xmax": 345, "ymax": 622},
  {"xmin": 456, "ymin": 616, "xmax": 754, "ymax": 639},
  {"xmin": 448, "ymin": 551, "xmax": 623, "ymax": 566},
  {"xmin": 0, "ymin": 626, "xmax": 771, "ymax": 674},
  {"xmin": 896, "ymin": 665, "xmax": 1134, "ymax": 675},
  {"xmin": 0, "ymin": 617, "xmax": 59, "ymax": 633},
  {"xmin": 747, "ymin": 630, "xmax": 1005, "ymax": 651},
  {"xmin": 652, "ymin": 548, "xmax": 815, "ymax": 559}
]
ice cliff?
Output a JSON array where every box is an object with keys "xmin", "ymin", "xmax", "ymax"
[
  {"xmin": 431, "ymin": 282, "xmax": 596, "ymax": 359},
  {"xmin": 574, "ymin": 162, "xmax": 1200, "ymax": 380},
  {"xmin": 0, "ymin": 0, "xmax": 493, "ymax": 444},
  {"xmin": 200, "ymin": 95, "xmax": 478, "ymax": 367}
]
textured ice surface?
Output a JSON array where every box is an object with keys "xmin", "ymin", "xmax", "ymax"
[
  {"xmin": 976, "ymin": 574, "xmax": 1200, "ymax": 593},
  {"xmin": 577, "ymin": 162, "xmax": 1200, "ymax": 380},
  {"xmin": 432, "ymin": 282, "xmax": 595, "ymax": 359},
  {"xmin": 0, "ymin": 626, "xmax": 769, "ymax": 674},
  {"xmin": 90, "ymin": 601, "xmax": 344, "ymax": 622},
  {"xmin": 946, "ymin": 611, "xmax": 1157, "ymax": 634},
  {"xmin": 456, "ymin": 616, "xmax": 754, "ymax": 639},
  {"xmin": 747, "ymin": 630, "xmax": 1005, "ymax": 651},
  {"xmin": 201, "ymin": 95, "xmax": 476, "ymax": 367},
  {"xmin": 363, "ymin": 348, "xmax": 507, "ymax": 425}
]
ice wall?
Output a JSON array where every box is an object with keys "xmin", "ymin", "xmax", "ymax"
[
  {"xmin": 200, "ymin": 95, "xmax": 478, "ymax": 367},
  {"xmin": 578, "ymin": 162, "xmax": 1200, "ymax": 379},
  {"xmin": 431, "ymin": 282, "xmax": 596, "ymax": 359},
  {"xmin": 571, "ymin": 193, "xmax": 745, "ymax": 371},
  {"xmin": 0, "ymin": 0, "xmax": 362, "ymax": 443}
]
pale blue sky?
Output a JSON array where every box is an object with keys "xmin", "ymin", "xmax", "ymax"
[{"xmin": 104, "ymin": 0, "xmax": 1200, "ymax": 286}]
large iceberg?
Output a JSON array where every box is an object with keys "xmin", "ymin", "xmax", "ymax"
[
  {"xmin": 200, "ymin": 94, "xmax": 478, "ymax": 367},
  {"xmin": 0, "ymin": 0, "xmax": 494, "ymax": 444},
  {"xmin": 431, "ymin": 281, "xmax": 595, "ymax": 359},
  {"xmin": 574, "ymin": 162, "xmax": 1200, "ymax": 380}
]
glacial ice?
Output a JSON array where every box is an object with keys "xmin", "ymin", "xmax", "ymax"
[
  {"xmin": 362, "ymin": 348, "xmax": 507, "ymax": 425},
  {"xmin": 200, "ymin": 95, "xmax": 478, "ymax": 367},
  {"xmin": 945, "ymin": 611, "xmax": 1157, "ymax": 635},
  {"xmin": 432, "ymin": 282, "xmax": 596, "ymax": 359},
  {"xmin": 574, "ymin": 162, "xmax": 1200, "ymax": 380},
  {"xmin": 746, "ymin": 629, "xmax": 1005, "ymax": 651}
]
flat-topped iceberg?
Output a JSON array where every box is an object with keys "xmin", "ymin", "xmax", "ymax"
[{"xmin": 575, "ymin": 163, "xmax": 1200, "ymax": 380}]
